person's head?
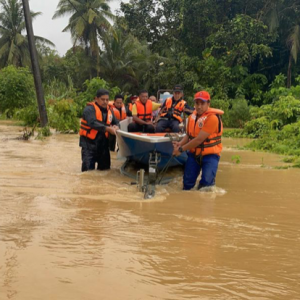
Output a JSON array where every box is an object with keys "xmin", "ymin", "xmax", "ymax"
[
  {"xmin": 149, "ymin": 95, "xmax": 157, "ymax": 102},
  {"xmin": 173, "ymin": 84, "xmax": 183, "ymax": 101},
  {"xmin": 130, "ymin": 95, "xmax": 138, "ymax": 104},
  {"xmin": 114, "ymin": 94, "xmax": 124, "ymax": 109},
  {"xmin": 194, "ymin": 91, "xmax": 211, "ymax": 115},
  {"xmin": 139, "ymin": 90, "xmax": 149, "ymax": 104},
  {"xmin": 95, "ymin": 89, "xmax": 109, "ymax": 108}
]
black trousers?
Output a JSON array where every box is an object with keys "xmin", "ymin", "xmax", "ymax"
[
  {"xmin": 128, "ymin": 122, "xmax": 155, "ymax": 133},
  {"xmin": 109, "ymin": 134, "xmax": 116, "ymax": 151},
  {"xmin": 81, "ymin": 138, "xmax": 110, "ymax": 172},
  {"xmin": 156, "ymin": 119, "xmax": 180, "ymax": 133}
]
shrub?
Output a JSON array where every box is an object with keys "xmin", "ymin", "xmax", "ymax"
[
  {"xmin": 13, "ymin": 104, "xmax": 39, "ymax": 126},
  {"xmin": 75, "ymin": 77, "xmax": 121, "ymax": 117},
  {"xmin": 228, "ymin": 98, "xmax": 251, "ymax": 128},
  {"xmin": 242, "ymin": 116, "xmax": 269, "ymax": 138},
  {"xmin": 0, "ymin": 66, "xmax": 35, "ymax": 117},
  {"xmin": 48, "ymin": 98, "xmax": 79, "ymax": 133}
]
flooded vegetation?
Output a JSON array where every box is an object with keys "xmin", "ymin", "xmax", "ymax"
[{"xmin": 0, "ymin": 123, "xmax": 300, "ymax": 299}]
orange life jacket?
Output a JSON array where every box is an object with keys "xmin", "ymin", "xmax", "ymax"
[
  {"xmin": 79, "ymin": 102, "xmax": 112, "ymax": 139},
  {"xmin": 187, "ymin": 108, "xmax": 224, "ymax": 156},
  {"xmin": 112, "ymin": 104, "xmax": 127, "ymax": 121},
  {"xmin": 128, "ymin": 103, "xmax": 133, "ymax": 112},
  {"xmin": 108, "ymin": 101, "xmax": 114, "ymax": 108},
  {"xmin": 135, "ymin": 100, "xmax": 153, "ymax": 121},
  {"xmin": 160, "ymin": 97, "xmax": 186, "ymax": 122}
]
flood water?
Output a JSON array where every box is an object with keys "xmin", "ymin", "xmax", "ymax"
[{"xmin": 0, "ymin": 122, "xmax": 300, "ymax": 300}]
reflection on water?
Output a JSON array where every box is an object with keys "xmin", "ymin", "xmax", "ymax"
[{"xmin": 0, "ymin": 123, "xmax": 300, "ymax": 300}]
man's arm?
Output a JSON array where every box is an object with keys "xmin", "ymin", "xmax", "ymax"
[
  {"xmin": 152, "ymin": 102, "xmax": 161, "ymax": 111},
  {"xmin": 183, "ymin": 103, "xmax": 195, "ymax": 115}
]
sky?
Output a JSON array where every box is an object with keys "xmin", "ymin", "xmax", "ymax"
[{"xmin": 29, "ymin": 0, "xmax": 129, "ymax": 56}]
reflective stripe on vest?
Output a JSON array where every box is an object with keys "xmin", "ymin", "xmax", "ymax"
[
  {"xmin": 79, "ymin": 102, "xmax": 112, "ymax": 139},
  {"xmin": 112, "ymin": 105, "xmax": 127, "ymax": 121},
  {"xmin": 136, "ymin": 100, "xmax": 153, "ymax": 121},
  {"xmin": 187, "ymin": 108, "xmax": 224, "ymax": 156},
  {"xmin": 160, "ymin": 98, "xmax": 186, "ymax": 122}
]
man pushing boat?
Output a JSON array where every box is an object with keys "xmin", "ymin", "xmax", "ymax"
[{"xmin": 172, "ymin": 91, "xmax": 224, "ymax": 190}]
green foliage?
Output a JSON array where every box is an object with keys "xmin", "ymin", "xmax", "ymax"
[
  {"xmin": 208, "ymin": 15, "xmax": 274, "ymax": 66},
  {"xmin": 231, "ymin": 155, "xmax": 241, "ymax": 164},
  {"xmin": 0, "ymin": 0, "xmax": 54, "ymax": 68},
  {"xmin": 44, "ymin": 76, "xmax": 76, "ymax": 100},
  {"xmin": 0, "ymin": 66, "xmax": 35, "ymax": 117},
  {"xmin": 36, "ymin": 126, "xmax": 51, "ymax": 140},
  {"xmin": 53, "ymin": 0, "xmax": 114, "ymax": 75},
  {"xmin": 243, "ymin": 117, "xmax": 270, "ymax": 138},
  {"xmin": 13, "ymin": 104, "xmax": 39, "ymax": 126},
  {"xmin": 228, "ymin": 98, "xmax": 251, "ymax": 128},
  {"xmin": 47, "ymin": 98, "xmax": 79, "ymax": 133},
  {"xmin": 75, "ymin": 77, "xmax": 120, "ymax": 116}
]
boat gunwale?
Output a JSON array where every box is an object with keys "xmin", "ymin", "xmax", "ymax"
[{"xmin": 116, "ymin": 130, "xmax": 186, "ymax": 143}]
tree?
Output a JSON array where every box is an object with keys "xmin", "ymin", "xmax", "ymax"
[
  {"xmin": 120, "ymin": 0, "xmax": 182, "ymax": 55},
  {"xmin": 0, "ymin": 0, "xmax": 54, "ymax": 68},
  {"xmin": 53, "ymin": 0, "xmax": 114, "ymax": 75},
  {"xmin": 100, "ymin": 28, "xmax": 158, "ymax": 92},
  {"xmin": 258, "ymin": 0, "xmax": 300, "ymax": 87}
]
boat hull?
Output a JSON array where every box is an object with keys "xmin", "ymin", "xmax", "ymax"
[{"xmin": 116, "ymin": 118, "xmax": 187, "ymax": 169}]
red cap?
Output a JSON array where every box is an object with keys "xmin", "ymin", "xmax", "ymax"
[
  {"xmin": 130, "ymin": 95, "xmax": 138, "ymax": 100},
  {"xmin": 194, "ymin": 91, "xmax": 210, "ymax": 101}
]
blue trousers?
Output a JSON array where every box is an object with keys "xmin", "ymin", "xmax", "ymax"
[{"xmin": 183, "ymin": 152, "xmax": 220, "ymax": 190}]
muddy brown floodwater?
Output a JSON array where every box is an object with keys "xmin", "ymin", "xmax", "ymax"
[{"xmin": 0, "ymin": 122, "xmax": 300, "ymax": 300}]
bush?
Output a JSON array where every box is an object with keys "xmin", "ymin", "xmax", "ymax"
[
  {"xmin": 242, "ymin": 116, "xmax": 269, "ymax": 138},
  {"xmin": 75, "ymin": 77, "xmax": 121, "ymax": 117},
  {"xmin": 13, "ymin": 104, "xmax": 39, "ymax": 126},
  {"xmin": 48, "ymin": 98, "xmax": 79, "ymax": 133},
  {"xmin": 0, "ymin": 66, "xmax": 35, "ymax": 117},
  {"xmin": 228, "ymin": 98, "xmax": 251, "ymax": 128}
]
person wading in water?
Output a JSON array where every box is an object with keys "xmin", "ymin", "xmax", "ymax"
[
  {"xmin": 172, "ymin": 91, "xmax": 224, "ymax": 190},
  {"xmin": 79, "ymin": 89, "xmax": 119, "ymax": 172}
]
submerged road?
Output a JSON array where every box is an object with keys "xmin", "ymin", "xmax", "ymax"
[{"xmin": 0, "ymin": 122, "xmax": 299, "ymax": 300}]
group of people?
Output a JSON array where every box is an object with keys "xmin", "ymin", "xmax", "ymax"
[{"xmin": 79, "ymin": 85, "xmax": 224, "ymax": 191}]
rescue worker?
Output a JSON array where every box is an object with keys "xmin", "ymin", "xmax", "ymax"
[
  {"xmin": 173, "ymin": 91, "xmax": 224, "ymax": 190},
  {"xmin": 109, "ymin": 94, "xmax": 127, "ymax": 151},
  {"xmin": 127, "ymin": 95, "xmax": 138, "ymax": 117},
  {"xmin": 128, "ymin": 90, "xmax": 161, "ymax": 133},
  {"xmin": 111, "ymin": 94, "xmax": 127, "ymax": 121},
  {"xmin": 79, "ymin": 89, "xmax": 119, "ymax": 172},
  {"xmin": 156, "ymin": 84, "xmax": 193, "ymax": 133}
]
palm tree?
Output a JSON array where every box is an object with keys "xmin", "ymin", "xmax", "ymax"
[
  {"xmin": 100, "ymin": 28, "xmax": 159, "ymax": 92},
  {"xmin": 258, "ymin": 0, "xmax": 300, "ymax": 87},
  {"xmin": 53, "ymin": 0, "xmax": 114, "ymax": 75},
  {"xmin": 0, "ymin": 0, "xmax": 54, "ymax": 68},
  {"xmin": 287, "ymin": 25, "xmax": 300, "ymax": 88}
]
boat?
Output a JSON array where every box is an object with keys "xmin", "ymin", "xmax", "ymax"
[{"xmin": 116, "ymin": 118, "xmax": 187, "ymax": 170}]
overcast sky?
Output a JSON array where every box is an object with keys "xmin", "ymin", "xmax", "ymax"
[{"xmin": 29, "ymin": 0, "xmax": 129, "ymax": 56}]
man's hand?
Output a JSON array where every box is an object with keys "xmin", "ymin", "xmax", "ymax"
[
  {"xmin": 106, "ymin": 126, "xmax": 117, "ymax": 135},
  {"xmin": 172, "ymin": 143, "xmax": 181, "ymax": 156}
]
